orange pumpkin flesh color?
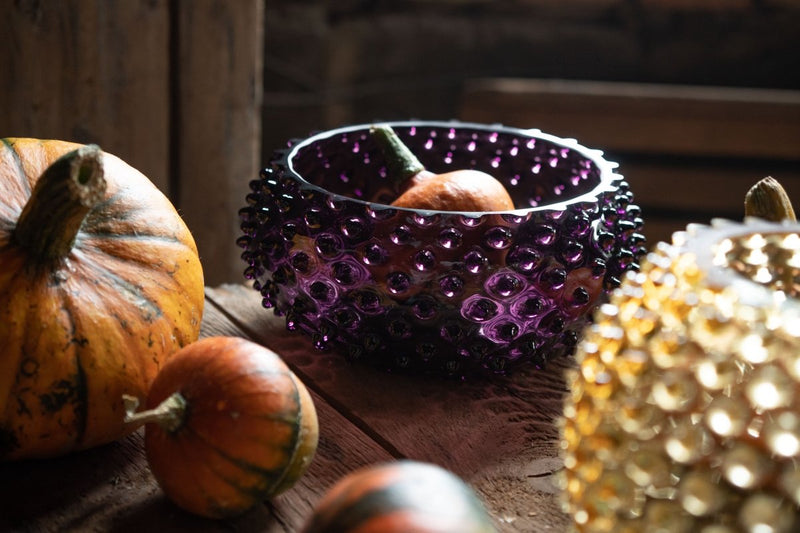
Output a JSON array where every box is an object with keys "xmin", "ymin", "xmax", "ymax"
[
  {"xmin": 370, "ymin": 125, "xmax": 515, "ymax": 212},
  {"xmin": 0, "ymin": 139, "xmax": 204, "ymax": 461},
  {"xmin": 125, "ymin": 336, "xmax": 319, "ymax": 519}
]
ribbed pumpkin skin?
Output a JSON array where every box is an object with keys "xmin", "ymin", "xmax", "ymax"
[
  {"xmin": 302, "ymin": 461, "xmax": 497, "ymax": 533},
  {"xmin": 391, "ymin": 169, "xmax": 516, "ymax": 212},
  {"xmin": 143, "ymin": 336, "xmax": 319, "ymax": 519},
  {"xmin": 0, "ymin": 138, "xmax": 204, "ymax": 460}
]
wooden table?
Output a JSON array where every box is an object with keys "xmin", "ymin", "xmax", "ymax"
[{"xmin": 0, "ymin": 284, "xmax": 574, "ymax": 532}]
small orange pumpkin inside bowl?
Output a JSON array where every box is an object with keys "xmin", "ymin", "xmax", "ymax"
[{"xmin": 238, "ymin": 121, "xmax": 646, "ymax": 376}]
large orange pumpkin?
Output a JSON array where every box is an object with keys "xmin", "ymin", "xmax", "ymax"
[{"xmin": 0, "ymin": 138, "xmax": 204, "ymax": 460}]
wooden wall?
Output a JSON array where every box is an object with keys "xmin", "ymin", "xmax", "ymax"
[
  {"xmin": 262, "ymin": 0, "xmax": 800, "ymax": 247},
  {"xmin": 3, "ymin": 0, "xmax": 799, "ymax": 283},
  {"xmin": 0, "ymin": 0, "xmax": 263, "ymax": 286},
  {"xmin": 0, "ymin": 1, "xmax": 172, "ymax": 190},
  {"xmin": 460, "ymin": 79, "xmax": 800, "ymax": 244}
]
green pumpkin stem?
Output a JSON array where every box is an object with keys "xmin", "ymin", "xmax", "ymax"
[
  {"xmin": 744, "ymin": 176, "xmax": 796, "ymax": 222},
  {"xmin": 13, "ymin": 144, "xmax": 107, "ymax": 260},
  {"xmin": 123, "ymin": 392, "xmax": 188, "ymax": 434},
  {"xmin": 370, "ymin": 125, "xmax": 426, "ymax": 189}
]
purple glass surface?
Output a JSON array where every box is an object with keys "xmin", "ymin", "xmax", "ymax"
[{"xmin": 238, "ymin": 121, "xmax": 646, "ymax": 376}]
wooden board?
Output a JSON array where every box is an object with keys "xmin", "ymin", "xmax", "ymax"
[
  {"xmin": 460, "ymin": 78, "xmax": 800, "ymax": 160},
  {"xmin": 173, "ymin": 0, "xmax": 264, "ymax": 287},
  {"xmin": 0, "ymin": 0, "xmax": 171, "ymax": 193},
  {"xmin": 460, "ymin": 78, "xmax": 800, "ymax": 251},
  {"xmin": 622, "ymin": 158, "xmax": 800, "ymax": 247},
  {"xmin": 0, "ymin": 1, "xmax": 265, "ymax": 287},
  {"xmin": 0, "ymin": 284, "xmax": 574, "ymax": 532},
  {"xmin": 207, "ymin": 285, "xmax": 574, "ymax": 532}
]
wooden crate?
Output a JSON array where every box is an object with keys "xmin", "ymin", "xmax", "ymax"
[
  {"xmin": 0, "ymin": 0, "xmax": 263, "ymax": 286},
  {"xmin": 460, "ymin": 78, "xmax": 800, "ymax": 246}
]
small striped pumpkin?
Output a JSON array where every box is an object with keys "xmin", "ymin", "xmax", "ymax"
[
  {"xmin": 302, "ymin": 460, "xmax": 497, "ymax": 533},
  {"xmin": 128, "ymin": 336, "xmax": 319, "ymax": 518},
  {"xmin": 0, "ymin": 139, "xmax": 204, "ymax": 461}
]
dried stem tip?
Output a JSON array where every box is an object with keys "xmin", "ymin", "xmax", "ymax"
[
  {"xmin": 745, "ymin": 177, "xmax": 796, "ymax": 222},
  {"xmin": 14, "ymin": 144, "xmax": 107, "ymax": 260}
]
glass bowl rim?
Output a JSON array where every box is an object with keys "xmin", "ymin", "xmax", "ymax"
[{"xmin": 281, "ymin": 119, "xmax": 625, "ymax": 216}]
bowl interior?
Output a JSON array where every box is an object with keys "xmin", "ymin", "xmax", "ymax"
[{"xmin": 288, "ymin": 122, "xmax": 606, "ymax": 211}]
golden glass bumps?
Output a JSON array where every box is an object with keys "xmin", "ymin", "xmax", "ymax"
[{"xmin": 560, "ymin": 219, "xmax": 800, "ymax": 533}]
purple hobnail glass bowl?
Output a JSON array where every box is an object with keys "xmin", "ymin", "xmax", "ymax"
[{"xmin": 238, "ymin": 121, "xmax": 646, "ymax": 376}]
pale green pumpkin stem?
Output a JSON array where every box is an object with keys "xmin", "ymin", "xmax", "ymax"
[
  {"xmin": 13, "ymin": 144, "xmax": 107, "ymax": 260},
  {"xmin": 123, "ymin": 392, "xmax": 188, "ymax": 434},
  {"xmin": 370, "ymin": 125, "xmax": 426, "ymax": 189}
]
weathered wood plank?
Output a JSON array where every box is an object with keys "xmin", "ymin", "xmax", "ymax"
[
  {"xmin": 0, "ymin": 290, "xmax": 394, "ymax": 533},
  {"xmin": 205, "ymin": 284, "xmax": 574, "ymax": 532},
  {"xmin": 0, "ymin": 0, "xmax": 171, "ymax": 193},
  {"xmin": 174, "ymin": 0, "xmax": 264, "ymax": 286},
  {"xmin": 621, "ymin": 159, "xmax": 800, "ymax": 248},
  {"xmin": 0, "ymin": 395, "xmax": 392, "ymax": 532},
  {"xmin": 460, "ymin": 78, "xmax": 800, "ymax": 160},
  {"xmin": 460, "ymin": 78, "xmax": 800, "ymax": 253},
  {"xmin": 622, "ymin": 160, "xmax": 800, "ymax": 216}
]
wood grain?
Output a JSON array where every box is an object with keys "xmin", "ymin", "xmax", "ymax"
[
  {"xmin": 0, "ymin": 289, "xmax": 395, "ymax": 533},
  {"xmin": 0, "ymin": 0, "xmax": 171, "ymax": 193},
  {"xmin": 173, "ymin": 0, "xmax": 264, "ymax": 287},
  {"xmin": 622, "ymin": 160, "xmax": 800, "ymax": 216},
  {"xmin": 624, "ymin": 159, "xmax": 800, "ymax": 247},
  {"xmin": 205, "ymin": 284, "xmax": 574, "ymax": 532},
  {"xmin": 460, "ymin": 78, "xmax": 800, "ymax": 160},
  {"xmin": 0, "ymin": 285, "xmax": 574, "ymax": 532},
  {"xmin": 0, "ymin": 1, "xmax": 265, "ymax": 285},
  {"xmin": 460, "ymin": 78, "xmax": 800, "ymax": 253}
]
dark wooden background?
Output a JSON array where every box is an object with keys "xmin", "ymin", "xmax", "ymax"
[
  {"xmin": 0, "ymin": 2, "xmax": 799, "ymax": 531},
  {"xmin": 2, "ymin": 0, "xmax": 799, "ymax": 283},
  {"xmin": 0, "ymin": 0, "xmax": 263, "ymax": 286}
]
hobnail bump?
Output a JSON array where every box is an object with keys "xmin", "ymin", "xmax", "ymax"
[
  {"xmin": 238, "ymin": 121, "xmax": 646, "ymax": 376},
  {"xmin": 560, "ymin": 218, "xmax": 800, "ymax": 532}
]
